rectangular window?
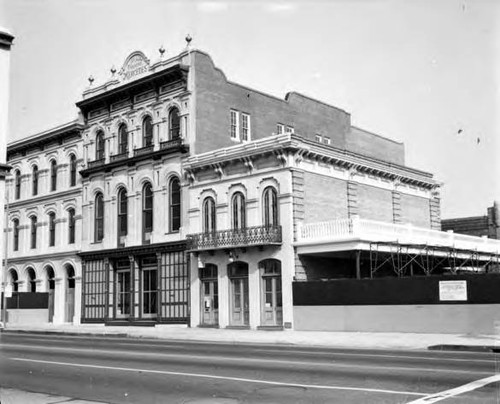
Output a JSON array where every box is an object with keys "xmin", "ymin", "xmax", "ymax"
[
  {"xmin": 230, "ymin": 110, "xmax": 239, "ymax": 140},
  {"xmin": 241, "ymin": 113, "xmax": 250, "ymax": 141},
  {"xmin": 276, "ymin": 124, "xmax": 284, "ymax": 135},
  {"xmin": 315, "ymin": 134, "xmax": 322, "ymax": 143},
  {"xmin": 285, "ymin": 126, "xmax": 294, "ymax": 134},
  {"xmin": 323, "ymin": 136, "xmax": 331, "ymax": 145}
]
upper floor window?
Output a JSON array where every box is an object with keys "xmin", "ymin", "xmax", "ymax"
[
  {"xmin": 94, "ymin": 193, "xmax": 104, "ymax": 242},
  {"xmin": 241, "ymin": 113, "xmax": 250, "ymax": 142},
  {"xmin": 263, "ymin": 187, "xmax": 278, "ymax": 227},
  {"xmin": 315, "ymin": 134, "xmax": 322, "ymax": 143},
  {"xmin": 230, "ymin": 110, "xmax": 239, "ymax": 140},
  {"xmin": 142, "ymin": 116, "xmax": 153, "ymax": 147},
  {"xmin": 30, "ymin": 216, "xmax": 37, "ymax": 249},
  {"xmin": 117, "ymin": 188, "xmax": 128, "ymax": 238},
  {"xmin": 14, "ymin": 170, "xmax": 21, "ymax": 200},
  {"xmin": 32, "ymin": 165, "xmax": 39, "ymax": 196},
  {"xmin": 285, "ymin": 126, "xmax": 294, "ymax": 134},
  {"xmin": 50, "ymin": 160, "xmax": 57, "ymax": 192},
  {"xmin": 232, "ymin": 192, "xmax": 246, "ymax": 230},
  {"xmin": 169, "ymin": 177, "xmax": 181, "ymax": 232},
  {"xmin": 276, "ymin": 124, "xmax": 284, "ymax": 135},
  {"xmin": 69, "ymin": 154, "xmax": 77, "ymax": 186},
  {"xmin": 118, "ymin": 124, "xmax": 128, "ymax": 155},
  {"xmin": 12, "ymin": 218, "xmax": 19, "ymax": 251},
  {"xmin": 143, "ymin": 183, "xmax": 153, "ymax": 239},
  {"xmin": 169, "ymin": 108, "xmax": 181, "ymax": 140},
  {"xmin": 68, "ymin": 208, "xmax": 76, "ymax": 244},
  {"xmin": 48, "ymin": 212, "xmax": 56, "ymax": 247},
  {"xmin": 96, "ymin": 131, "xmax": 105, "ymax": 161},
  {"xmin": 202, "ymin": 197, "xmax": 216, "ymax": 233}
]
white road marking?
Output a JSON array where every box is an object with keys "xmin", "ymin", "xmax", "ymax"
[
  {"xmin": 2, "ymin": 343, "xmax": 494, "ymax": 375},
  {"xmin": 10, "ymin": 357, "xmax": 427, "ymax": 397},
  {"xmin": 406, "ymin": 374, "xmax": 500, "ymax": 403},
  {"xmin": 255, "ymin": 348, "xmax": 498, "ymax": 364}
]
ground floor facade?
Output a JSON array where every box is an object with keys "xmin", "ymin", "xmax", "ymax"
[{"xmin": 79, "ymin": 241, "xmax": 189, "ymax": 325}]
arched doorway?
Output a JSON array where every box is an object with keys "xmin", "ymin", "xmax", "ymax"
[
  {"xmin": 45, "ymin": 266, "xmax": 55, "ymax": 322},
  {"xmin": 65, "ymin": 265, "xmax": 75, "ymax": 323},
  {"xmin": 228, "ymin": 261, "xmax": 249, "ymax": 326},
  {"xmin": 259, "ymin": 259, "xmax": 283, "ymax": 326},
  {"xmin": 8, "ymin": 269, "xmax": 19, "ymax": 293},
  {"xmin": 199, "ymin": 264, "xmax": 218, "ymax": 326},
  {"xmin": 26, "ymin": 267, "xmax": 36, "ymax": 292}
]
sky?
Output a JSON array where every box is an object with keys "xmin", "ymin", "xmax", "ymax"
[{"xmin": 0, "ymin": 0, "xmax": 498, "ymax": 219}]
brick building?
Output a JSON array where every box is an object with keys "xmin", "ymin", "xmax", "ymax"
[
  {"xmin": 442, "ymin": 202, "xmax": 500, "ymax": 240},
  {"xmin": 3, "ymin": 42, "xmax": 500, "ymax": 332}
]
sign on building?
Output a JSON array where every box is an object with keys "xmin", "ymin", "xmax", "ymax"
[{"xmin": 439, "ymin": 280, "xmax": 467, "ymax": 301}]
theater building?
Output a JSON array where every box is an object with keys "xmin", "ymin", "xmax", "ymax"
[
  {"xmin": 5, "ymin": 121, "xmax": 84, "ymax": 325},
  {"xmin": 4, "ymin": 40, "xmax": 499, "ymax": 332}
]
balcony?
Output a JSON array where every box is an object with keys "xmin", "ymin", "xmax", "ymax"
[
  {"xmin": 87, "ymin": 158, "xmax": 105, "ymax": 169},
  {"xmin": 110, "ymin": 152, "xmax": 128, "ymax": 162},
  {"xmin": 134, "ymin": 144, "xmax": 154, "ymax": 157},
  {"xmin": 187, "ymin": 225, "xmax": 282, "ymax": 251},
  {"xmin": 296, "ymin": 218, "xmax": 500, "ymax": 257},
  {"xmin": 161, "ymin": 138, "xmax": 183, "ymax": 150}
]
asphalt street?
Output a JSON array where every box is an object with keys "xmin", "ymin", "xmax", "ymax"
[{"xmin": 1, "ymin": 332, "xmax": 499, "ymax": 403}]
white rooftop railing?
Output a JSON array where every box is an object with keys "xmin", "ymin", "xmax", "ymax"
[{"xmin": 297, "ymin": 217, "xmax": 500, "ymax": 255}]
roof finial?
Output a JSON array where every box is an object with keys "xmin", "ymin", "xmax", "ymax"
[
  {"xmin": 185, "ymin": 34, "xmax": 192, "ymax": 49},
  {"xmin": 88, "ymin": 75, "xmax": 94, "ymax": 86},
  {"xmin": 159, "ymin": 45, "xmax": 165, "ymax": 58}
]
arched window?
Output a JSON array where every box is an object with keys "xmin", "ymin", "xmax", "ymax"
[
  {"xmin": 142, "ymin": 116, "xmax": 153, "ymax": 147},
  {"xmin": 9, "ymin": 270, "xmax": 19, "ymax": 292},
  {"xmin": 68, "ymin": 208, "xmax": 76, "ymax": 244},
  {"xmin": 117, "ymin": 188, "xmax": 128, "ymax": 238},
  {"xmin": 263, "ymin": 187, "xmax": 278, "ymax": 227},
  {"xmin": 27, "ymin": 267, "xmax": 36, "ymax": 293},
  {"xmin": 12, "ymin": 219, "xmax": 19, "ymax": 251},
  {"xmin": 232, "ymin": 192, "xmax": 246, "ymax": 230},
  {"xmin": 14, "ymin": 170, "xmax": 21, "ymax": 200},
  {"xmin": 169, "ymin": 177, "xmax": 181, "ymax": 232},
  {"xmin": 142, "ymin": 183, "xmax": 153, "ymax": 241},
  {"xmin": 32, "ymin": 165, "xmax": 39, "ymax": 196},
  {"xmin": 118, "ymin": 124, "xmax": 128, "ymax": 155},
  {"xmin": 169, "ymin": 108, "xmax": 180, "ymax": 139},
  {"xmin": 50, "ymin": 160, "xmax": 57, "ymax": 191},
  {"xmin": 202, "ymin": 197, "xmax": 216, "ymax": 233},
  {"xmin": 48, "ymin": 212, "xmax": 56, "ymax": 246},
  {"xmin": 69, "ymin": 154, "xmax": 77, "ymax": 187},
  {"xmin": 95, "ymin": 193, "xmax": 104, "ymax": 242},
  {"xmin": 30, "ymin": 216, "xmax": 37, "ymax": 249},
  {"xmin": 96, "ymin": 131, "xmax": 105, "ymax": 161}
]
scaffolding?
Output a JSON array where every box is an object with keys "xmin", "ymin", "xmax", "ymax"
[{"xmin": 369, "ymin": 241, "xmax": 500, "ymax": 278}]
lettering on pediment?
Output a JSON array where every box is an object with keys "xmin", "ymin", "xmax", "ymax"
[{"xmin": 119, "ymin": 51, "xmax": 151, "ymax": 81}]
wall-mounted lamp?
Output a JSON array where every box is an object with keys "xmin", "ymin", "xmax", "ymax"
[{"xmin": 197, "ymin": 256, "xmax": 205, "ymax": 269}]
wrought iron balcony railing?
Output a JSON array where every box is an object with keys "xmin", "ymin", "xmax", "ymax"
[
  {"xmin": 110, "ymin": 152, "xmax": 128, "ymax": 162},
  {"xmin": 87, "ymin": 158, "xmax": 105, "ymax": 169},
  {"xmin": 134, "ymin": 144, "xmax": 154, "ymax": 157},
  {"xmin": 160, "ymin": 137, "xmax": 183, "ymax": 150},
  {"xmin": 187, "ymin": 225, "xmax": 282, "ymax": 251}
]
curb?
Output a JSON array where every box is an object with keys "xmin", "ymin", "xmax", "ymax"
[
  {"xmin": 427, "ymin": 344, "xmax": 499, "ymax": 353},
  {"xmin": 2, "ymin": 329, "xmax": 129, "ymax": 338}
]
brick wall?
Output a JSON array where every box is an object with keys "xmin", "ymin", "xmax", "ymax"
[
  {"xmin": 303, "ymin": 172, "xmax": 348, "ymax": 223},
  {"xmin": 346, "ymin": 126, "xmax": 405, "ymax": 165},
  {"xmin": 357, "ymin": 184, "xmax": 393, "ymax": 222},
  {"xmin": 400, "ymin": 194, "xmax": 431, "ymax": 228}
]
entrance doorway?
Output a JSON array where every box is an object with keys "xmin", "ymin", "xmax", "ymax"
[
  {"xmin": 200, "ymin": 264, "xmax": 218, "ymax": 326},
  {"xmin": 65, "ymin": 265, "xmax": 75, "ymax": 323},
  {"xmin": 46, "ymin": 266, "xmax": 55, "ymax": 323},
  {"xmin": 228, "ymin": 262, "xmax": 249, "ymax": 326},
  {"xmin": 115, "ymin": 259, "xmax": 131, "ymax": 318},
  {"xmin": 140, "ymin": 256, "xmax": 158, "ymax": 318},
  {"xmin": 259, "ymin": 259, "xmax": 282, "ymax": 326}
]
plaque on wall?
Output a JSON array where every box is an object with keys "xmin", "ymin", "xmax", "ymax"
[{"xmin": 439, "ymin": 280, "xmax": 467, "ymax": 301}]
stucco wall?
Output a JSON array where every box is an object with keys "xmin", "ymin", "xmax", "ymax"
[{"xmin": 294, "ymin": 304, "xmax": 500, "ymax": 334}]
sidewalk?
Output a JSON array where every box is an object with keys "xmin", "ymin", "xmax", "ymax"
[
  {"xmin": 0, "ymin": 388, "xmax": 106, "ymax": 404},
  {"xmin": 3, "ymin": 323, "xmax": 500, "ymax": 351}
]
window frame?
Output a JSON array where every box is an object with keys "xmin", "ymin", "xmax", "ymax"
[
  {"xmin": 241, "ymin": 113, "xmax": 250, "ymax": 142},
  {"xmin": 30, "ymin": 216, "xmax": 37, "ymax": 249},
  {"xmin": 276, "ymin": 124, "xmax": 284, "ymax": 135},
  {"xmin": 12, "ymin": 218, "xmax": 19, "ymax": 251},
  {"xmin": 94, "ymin": 193, "xmax": 104, "ymax": 243},
  {"xmin": 48, "ymin": 212, "xmax": 56, "ymax": 247},
  {"xmin": 50, "ymin": 160, "xmax": 57, "ymax": 192},
  {"xmin": 142, "ymin": 116, "xmax": 153, "ymax": 147},
  {"xmin": 142, "ymin": 183, "xmax": 153, "ymax": 240},
  {"xmin": 14, "ymin": 170, "xmax": 21, "ymax": 200},
  {"xmin": 169, "ymin": 108, "xmax": 181, "ymax": 140},
  {"xmin": 117, "ymin": 188, "xmax": 128, "ymax": 238},
  {"xmin": 32, "ymin": 165, "xmax": 39, "ymax": 196},
  {"xmin": 231, "ymin": 192, "xmax": 246, "ymax": 230},
  {"xmin": 230, "ymin": 109, "xmax": 239, "ymax": 140},
  {"xmin": 95, "ymin": 131, "xmax": 105, "ymax": 161},
  {"xmin": 202, "ymin": 197, "xmax": 216, "ymax": 233},
  {"xmin": 169, "ymin": 177, "xmax": 181, "ymax": 232},
  {"xmin": 118, "ymin": 124, "xmax": 128, "ymax": 155},
  {"xmin": 68, "ymin": 208, "xmax": 76, "ymax": 244},
  {"xmin": 69, "ymin": 154, "xmax": 77, "ymax": 187},
  {"xmin": 263, "ymin": 187, "xmax": 279, "ymax": 227}
]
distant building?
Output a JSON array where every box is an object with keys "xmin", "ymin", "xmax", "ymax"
[
  {"xmin": 3, "ymin": 41, "xmax": 500, "ymax": 333},
  {"xmin": 441, "ymin": 202, "xmax": 500, "ymax": 239}
]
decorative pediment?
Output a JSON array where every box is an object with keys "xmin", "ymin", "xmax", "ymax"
[{"xmin": 119, "ymin": 51, "xmax": 151, "ymax": 81}]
